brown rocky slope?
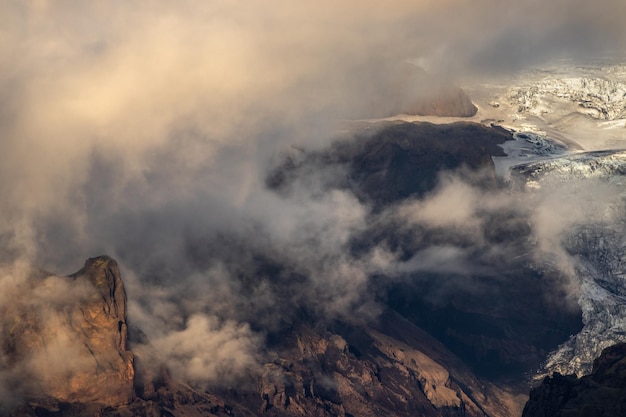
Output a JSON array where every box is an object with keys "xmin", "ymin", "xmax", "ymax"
[{"xmin": 3, "ymin": 256, "xmax": 525, "ymax": 417}]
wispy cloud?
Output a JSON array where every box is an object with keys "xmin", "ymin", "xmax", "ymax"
[{"xmin": 1, "ymin": 0, "xmax": 625, "ymax": 392}]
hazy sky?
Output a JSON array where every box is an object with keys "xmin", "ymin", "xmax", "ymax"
[
  {"xmin": 1, "ymin": 0, "xmax": 625, "ymax": 263},
  {"xmin": 1, "ymin": 0, "xmax": 626, "ymax": 394}
]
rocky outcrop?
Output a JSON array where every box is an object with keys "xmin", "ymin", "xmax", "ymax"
[
  {"xmin": 2, "ymin": 256, "xmax": 134, "ymax": 415},
  {"xmin": 523, "ymin": 343, "xmax": 626, "ymax": 417},
  {"xmin": 387, "ymin": 65, "xmax": 478, "ymax": 118},
  {"xmin": 64, "ymin": 256, "xmax": 135, "ymax": 404},
  {"xmin": 4, "ymin": 256, "xmax": 247, "ymax": 417}
]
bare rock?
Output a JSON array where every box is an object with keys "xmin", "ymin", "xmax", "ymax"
[
  {"xmin": 221, "ymin": 311, "xmax": 525, "ymax": 417},
  {"xmin": 1, "ymin": 256, "xmax": 134, "ymax": 413},
  {"xmin": 64, "ymin": 256, "xmax": 135, "ymax": 404}
]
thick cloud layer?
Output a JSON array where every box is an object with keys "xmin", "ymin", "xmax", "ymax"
[
  {"xmin": 2, "ymin": 0, "xmax": 625, "ymax": 263},
  {"xmin": 1, "ymin": 0, "xmax": 626, "ymax": 393}
]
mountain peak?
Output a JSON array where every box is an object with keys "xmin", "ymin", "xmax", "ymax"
[
  {"xmin": 4, "ymin": 256, "xmax": 134, "ymax": 416},
  {"xmin": 72, "ymin": 255, "xmax": 128, "ymax": 329}
]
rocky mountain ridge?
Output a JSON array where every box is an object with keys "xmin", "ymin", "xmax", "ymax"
[{"xmin": 4, "ymin": 257, "xmax": 526, "ymax": 417}]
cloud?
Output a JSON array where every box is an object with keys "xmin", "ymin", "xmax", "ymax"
[
  {"xmin": 1, "ymin": 0, "xmax": 626, "ymax": 393},
  {"xmin": 149, "ymin": 314, "xmax": 262, "ymax": 387},
  {"xmin": 528, "ymin": 178, "xmax": 625, "ymax": 275},
  {"xmin": 1, "ymin": 0, "xmax": 624, "ymax": 260},
  {"xmin": 377, "ymin": 165, "xmax": 626, "ymax": 313},
  {"xmin": 405, "ymin": 0, "xmax": 626, "ymax": 77},
  {"xmin": 396, "ymin": 173, "xmax": 496, "ymax": 233}
]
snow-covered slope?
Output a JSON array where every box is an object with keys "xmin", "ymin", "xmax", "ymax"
[
  {"xmin": 508, "ymin": 74, "xmax": 626, "ymax": 121},
  {"xmin": 542, "ymin": 261, "xmax": 626, "ymax": 377},
  {"xmin": 504, "ymin": 143, "xmax": 626, "ymax": 378},
  {"xmin": 511, "ymin": 149, "xmax": 626, "ymax": 185},
  {"xmin": 538, "ymin": 217, "xmax": 626, "ymax": 377},
  {"xmin": 490, "ymin": 62, "xmax": 626, "ymax": 378}
]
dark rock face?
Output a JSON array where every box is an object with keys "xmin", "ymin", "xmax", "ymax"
[
  {"xmin": 385, "ymin": 266, "xmax": 582, "ymax": 383},
  {"xmin": 268, "ymin": 121, "xmax": 510, "ymax": 207},
  {"xmin": 522, "ymin": 343, "xmax": 626, "ymax": 417}
]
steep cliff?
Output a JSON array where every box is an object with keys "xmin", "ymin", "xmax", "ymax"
[{"xmin": 2, "ymin": 256, "xmax": 134, "ymax": 416}]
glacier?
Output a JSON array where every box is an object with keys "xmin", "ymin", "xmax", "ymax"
[
  {"xmin": 487, "ymin": 61, "xmax": 626, "ymax": 377},
  {"xmin": 508, "ymin": 75, "xmax": 626, "ymax": 121},
  {"xmin": 500, "ymin": 132, "xmax": 626, "ymax": 378}
]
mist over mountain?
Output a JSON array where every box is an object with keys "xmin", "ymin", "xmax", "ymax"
[
  {"xmin": 3, "ymin": 117, "xmax": 622, "ymax": 416},
  {"xmin": 3, "ymin": 1, "xmax": 626, "ymax": 416}
]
